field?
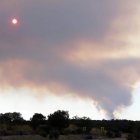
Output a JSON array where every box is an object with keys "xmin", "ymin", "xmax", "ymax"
[
  {"xmin": 0, "ymin": 135, "xmax": 46, "ymax": 140},
  {"xmin": 0, "ymin": 135, "xmax": 126, "ymax": 140}
]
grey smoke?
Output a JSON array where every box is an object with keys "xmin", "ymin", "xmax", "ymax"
[{"xmin": 0, "ymin": 0, "xmax": 139, "ymax": 118}]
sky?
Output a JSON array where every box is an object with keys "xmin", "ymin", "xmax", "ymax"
[{"xmin": 0, "ymin": 0, "xmax": 140, "ymax": 120}]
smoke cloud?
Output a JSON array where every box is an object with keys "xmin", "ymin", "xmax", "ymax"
[{"xmin": 0, "ymin": 0, "xmax": 140, "ymax": 118}]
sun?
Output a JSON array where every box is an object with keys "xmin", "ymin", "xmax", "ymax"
[{"xmin": 12, "ymin": 18, "xmax": 18, "ymax": 25}]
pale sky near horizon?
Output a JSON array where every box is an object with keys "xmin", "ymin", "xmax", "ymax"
[{"xmin": 0, "ymin": 0, "xmax": 140, "ymax": 120}]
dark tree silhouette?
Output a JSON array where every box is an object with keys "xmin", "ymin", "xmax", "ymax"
[
  {"xmin": 0, "ymin": 112, "xmax": 24, "ymax": 124},
  {"xmin": 71, "ymin": 116, "xmax": 92, "ymax": 133},
  {"xmin": 48, "ymin": 110, "xmax": 69, "ymax": 130},
  {"xmin": 134, "ymin": 126, "xmax": 140, "ymax": 140},
  {"xmin": 30, "ymin": 113, "xmax": 46, "ymax": 129},
  {"xmin": 11, "ymin": 112, "xmax": 24, "ymax": 123}
]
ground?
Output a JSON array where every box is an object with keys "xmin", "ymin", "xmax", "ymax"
[{"xmin": 0, "ymin": 135, "xmax": 126, "ymax": 140}]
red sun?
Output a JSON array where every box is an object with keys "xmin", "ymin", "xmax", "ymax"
[{"xmin": 12, "ymin": 18, "xmax": 18, "ymax": 25}]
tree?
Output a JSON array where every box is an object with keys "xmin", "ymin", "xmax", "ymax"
[
  {"xmin": 134, "ymin": 127, "xmax": 140, "ymax": 140},
  {"xmin": 30, "ymin": 113, "xmax": 46, "ymax": 129},
  {"xmin": 0, "ymin": 112, "xmax": 24, "ymax": 124},
  {"xmin": 11, "ymin": 112, "xmax": 24, "ymax": 123},
  {"xmin": 48, "ymin": 110, "xmax": 69, "ymax": 130},
  {"xmin": 71, "ymin": 116, "xmax": 92, "ymax": 134}
]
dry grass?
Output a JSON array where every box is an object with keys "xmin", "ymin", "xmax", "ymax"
[
  {"xmin": 58, "ymin": 135, "xmax": 126, "ymax": 140},
  {"xmin": 0, "ymin": 135, "xmax": 46, "ymax": 140},
  {"xmin": 0, "ymin": 135, "xmax": 126, "ymax": 140}
]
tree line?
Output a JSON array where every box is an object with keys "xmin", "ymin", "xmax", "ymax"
[{"xmin": 0, "ymin": 110, "xmax": 140, "ymax": 140}]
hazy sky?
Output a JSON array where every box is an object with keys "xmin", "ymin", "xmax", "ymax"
[{"xmin": 0, "ymin": 0, "xmax": 140, "ymax": 120}]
